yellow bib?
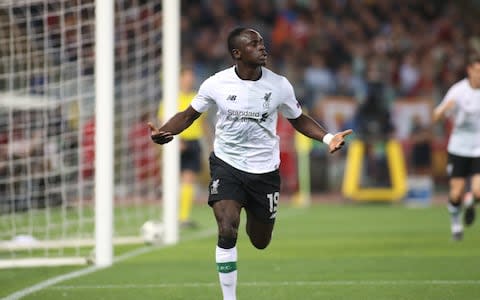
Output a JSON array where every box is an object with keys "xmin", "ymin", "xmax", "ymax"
[{"xmin": 157, "ymin": 91, "xmax": 204, "ymax": 140}]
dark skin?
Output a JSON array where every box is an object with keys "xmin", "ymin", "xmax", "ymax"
[{"xmin": 148, "ymin": 29, "xmax": 353, "ymax": 249}]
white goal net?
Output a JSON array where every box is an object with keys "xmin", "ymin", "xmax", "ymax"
[{"xmin": 0, "ymin": 0, "xmax": 163, "ymax": 268}]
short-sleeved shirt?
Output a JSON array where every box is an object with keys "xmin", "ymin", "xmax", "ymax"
[
  {"xmin": 441, "ymin": 78, "xmax": 480, "ymax": 157},
  {"xmin": 191, "ymin": 66, "xmax": 302, "ymax": 173}
]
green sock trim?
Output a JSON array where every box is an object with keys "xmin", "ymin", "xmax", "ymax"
[{"xmin": 216, "ymin": 261, "xmax": 237, "ymax": 273}]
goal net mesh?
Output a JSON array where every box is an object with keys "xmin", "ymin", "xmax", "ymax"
[{"xmin": 0, "ymin": 0, "xmax": 163, "ymax": 266}]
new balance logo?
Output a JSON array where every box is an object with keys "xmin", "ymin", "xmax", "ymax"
[{"xmin": 226, "ymin": 95, "xmax": 237, "ymax": 101}]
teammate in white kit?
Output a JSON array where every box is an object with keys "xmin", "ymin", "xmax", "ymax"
[
  {"xmin": 148, "ymin": 28, "xmax": 352, "ymax": 299},
  {"xmin": 433, "ymin": 52, "xmax": 480, "ymax": 241}
]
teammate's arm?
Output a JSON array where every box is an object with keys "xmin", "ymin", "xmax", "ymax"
[
  {"xmin": 148, "ymin": 105, "xmax": 201, "ymax": 144},
  {"xmin": 433, "ymin": 99, "xmax": 455, "ymax": 123},
  {"xmin": 288, "ymin": 113, "xmax": 353, "ymax": 153}
]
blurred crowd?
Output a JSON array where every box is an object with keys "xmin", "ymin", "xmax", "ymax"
[
  {"xmin": 181, "ymin": 0, "xmax": 480, "ymax": 109},
  {"xmin": 2, "ymin": 0, "xmax": 479, "ymax": 120},
  {"xmin": 178, "ymin": 0, "xmax": 480, "ymax": 188},
  {"xmin": 2, "ymin": 0, "xmax": 480, "ymax": 206}
]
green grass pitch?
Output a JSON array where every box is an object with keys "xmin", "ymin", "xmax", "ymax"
[{"xmin": 1, "ymin": 203, "xmax": 480, "ymax": 299}]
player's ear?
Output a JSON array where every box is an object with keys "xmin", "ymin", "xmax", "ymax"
[{"xmin": 232, "ymin": 48, "xmax": 240, "ymax": 59}]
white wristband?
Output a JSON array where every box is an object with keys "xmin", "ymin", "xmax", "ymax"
[{"xmin": 322, "ymin": 133, "xmax": 334, "ymax": 145}]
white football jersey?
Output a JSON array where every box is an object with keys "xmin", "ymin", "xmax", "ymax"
[
  {"xmin": 442, "ymin": 78, "xmax": 480, "ymax": 157},
  {"xmin": 191, "ymin": 66, "xmax": 302, "ymax": 173}
]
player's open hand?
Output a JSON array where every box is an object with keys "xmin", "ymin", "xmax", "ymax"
[
  {"xmin": 329, "ymin": 129, "xmax": 353, "ymax": 154},
  {"xmin": 147, "ymin": 122, "xmax": 174, "ymax": 144}
]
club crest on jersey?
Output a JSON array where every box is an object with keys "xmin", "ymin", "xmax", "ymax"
[
  {"xmin": 263, "ymin": 92, "xmax": 272, "ymax": 108},
  {"xmin": 210, "ymin": 179, "xmax": 220, "ymax": 194}
]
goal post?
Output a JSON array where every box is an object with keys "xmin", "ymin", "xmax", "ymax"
[
  {"xmin": 161, "ymin": 0, "xmax": 180, "ymax": 246},
  {"xmin": 0, "ymin": 0, "xmax": 176, "ymax": 268},
  {"xmin": 94, "ymin": 0, "xmax": 113, "ymax": 268}
]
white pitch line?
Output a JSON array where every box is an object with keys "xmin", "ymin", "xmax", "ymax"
[
  {"xmin": 1, "ymin": 208, "xmax": 306, "ymax": 300},
  {"xmin": 1, "ymin": 266, "xmax": 101, "ymax": 300},
  {"xmin": 49, "ymin": 280, "xmax": 480, "ymax": 290},
  {"xmin": 1, "ymin": 228, "xmax": 217, "ymax": 300}
]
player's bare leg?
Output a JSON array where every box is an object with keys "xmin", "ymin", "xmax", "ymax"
[
  {"xmin": 465, "ymin": 174, "xmax": 480, "ymax": 226},
  {"xmin": 449, "ymin": 178, "xmax": 466, "ymax": 240},
  {"xmin": 212, "ymin": 200, "xmax": 242, "ymax": 300},
  {"xmin": 245, "ymin": 209, "xmax": 274, "ymax": 249}
]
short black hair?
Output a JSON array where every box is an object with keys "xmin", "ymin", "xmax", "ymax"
[
  {"xmin": 467, "ymin": 52, "xmax": 480, "ymax": 66},
  {"xmin": 227, "ymin": 27, "xmax": 247, "ymax": 58}
]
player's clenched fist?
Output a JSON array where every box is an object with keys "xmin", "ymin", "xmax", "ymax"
[{"xmin": 147, "ymin": 122, "xmax": 174, "ymax": 144}]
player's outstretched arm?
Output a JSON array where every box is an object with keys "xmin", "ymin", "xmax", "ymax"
[
  {"xmin": 148, "ymin": 105, "xmax": 201, "ymax": 145},
  {"xmin": 432, "ymin": 99, "xmax": 455, "ymax": 123},
  {"xmin": 288, "ymin": 113, "xmax": 353, "ymax": 153}
]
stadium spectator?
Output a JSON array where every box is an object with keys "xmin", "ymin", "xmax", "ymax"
[
  {"xmin": 352, "ymin": 70, "xmax": 395, "ymax": 187},
  {"xmin": 129, "ymin": 111, "xmax": 160, "ymax": 196},
  {"xmin": 0, "ymin": 117, "xmax": 8, "ymax": 213},
  {"xmin": 157, "ymin": 66, "xmax": 212, "ymax": 228},
  {"xmin": 148, "ymin": 27, "xmax": 352, "ymax": 300},
  {"xmin": 304, "ymin": 51, "xmax": 336, "ymax": 102},
  {"xmin": 81, "ymin": 116, "xmax": 95, "ymax": 180},
  {"xmin": 409, "ymin": 114, "xmax": 433, "ymax": 175},
  {"xmin": 277, "ymin": 115, "xmax": 298, "ymax": 197},
  {"xmin": 335, "ymin": 62, "xmax": 366, "ymax": 98},
  {"xmin": 398, "ymin": 52, "xmax": 421, "ymax": 96},
  {"xmin": 432, "ymin": 52, "xmax": 480, "ymax": 241}
]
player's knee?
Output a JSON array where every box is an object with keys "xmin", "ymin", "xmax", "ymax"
[
  {"xmin": 249, "ymin": 234, "xmax": 271, "ymax": 250},
  {"xmin": 449, "ymin": 196, "xmax": 462, "ymax": 205},
  {"xmin": 251, "ymin": 239, "xmax": 270, "ymax": 250},
  {"xmin": 217, "ymin": 220, "xmax": 239, "ymax": 244},
  {"xmin": 471, "ymin": 185, "xmax": 480, "ymax": 201},
  {"xmin": 472, "ymin": 191, "xmax": 480, "ymax": 203},
  {"xmin": 449, "ymin": 192, "xmax": 463, "ymax": 204}
]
